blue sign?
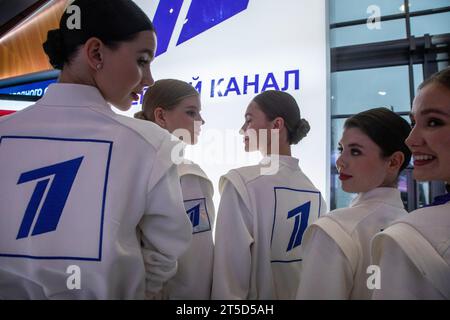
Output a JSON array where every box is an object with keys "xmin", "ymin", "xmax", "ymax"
[
  {"xmin": 16, "ymin": 157, "xmax": 84, "ymax": 239},
  {"xmin": 153, "ymin": 0, "xmax": 249, "ymax": 56},
  {"xmin": 286, "ymin": 201, "xmax": 311, "ymax": 252},
  {"xmin": 0, "ymin": 79, "xmax": 56, "ymax": 98}
]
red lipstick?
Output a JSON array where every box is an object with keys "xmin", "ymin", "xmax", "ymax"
[{"xmin": 339, "ymin": 173, "xmax": 352, "ymax": 181}]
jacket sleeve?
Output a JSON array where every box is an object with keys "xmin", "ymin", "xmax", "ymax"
[
  {"xmin": 211, "ymin": 179, "xmax": 253, "ymax": 300},
  {"xmin": 163, "ymin": 172, "xmax": 215, "ymax": 299},
  {"xmin": 179, "ymin": 166, "xmax": 215, "ymax": 229},
  {"xmin": 296, "ymin": 226, "xmax": 353, "ymax": 299},
  {"xmin": 371, "ymin": 234, "xmax": 444, "ymax": 299},
  {"xmin": 139, "ymin": 163, "xmax": 192, "ymax": 296}
]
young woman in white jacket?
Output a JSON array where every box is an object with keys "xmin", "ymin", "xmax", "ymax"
[
  {"xmin": 296, "ymin": 107, "xmax": 411, "ymax": 299},
  {"xmin": 371, "ymin": 67, "xmax": 450, "ymax": 300},
  {"xmin": 0, "ymin": 0, "xmax": 192, "ymax": 299},
  {"xmin": 135, "ymin": 79, "xmax": 215, "ymax": 299},
  {"xmin": 212, "ymin": 90, "xmax": 326, "ymax": 300}
]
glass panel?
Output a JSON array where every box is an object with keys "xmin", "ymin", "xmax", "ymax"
[
  {"xmin": 331, "ymin": 118, "xmax": 346, "ymax": 166},
  {"xmin": 331, "ymin": 117, "xmax": 351, "ymax": 210},
  {"xmin": 331, "ymin": 19, "xmax": 406, "ymax": 47},
  {"xmin": 331, "ymin": 66, "xmax": 411, "ymax": 115},
  {"xmin": 400, "ymin": 115, "xmax": 415, "ymax": 169},
  {"xmin": 408, "ymin": 0, "xmax": 450, "ymax": 12},
  {"xmin": 438, "ymin": 61, "xmax": 450, "ymax": 71},
  {"xmin": 413, "ymin": 64, "xmax": 424, "ymax": 94},
  {"xmin": 402, "ymin": 114, "xmax": 413, "ymax": 132},
  {"xmin": 330, "ymin": 0, "xmax": 405, "ymax": 24},
  {"xmin": 398, "ymin": 172, "xmax": 409, "ymax": 210},
  {"xmin": 417, "ymin": 181, "xmax": 430, "ymax": 207},
  {"xmin": 411, "ymin": 11, "xmax": 450, "ymax": 37}
]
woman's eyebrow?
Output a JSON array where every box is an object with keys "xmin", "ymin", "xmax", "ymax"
[
  {"xmin": 138, "ymin": 49, "xmax": 154, "ymax": 58},
  {"xmin": 348, "ymin": 143, "xmax": 364, "ymax": 148},
  {"xmin": 420, "ymin": 108, "xmax": 450, "ymax": 117}
]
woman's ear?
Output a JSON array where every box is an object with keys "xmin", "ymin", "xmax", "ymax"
[
  {"xmin": 388, "ymin": 151, "xmax": 405, "ymax": 173},
  {"xmin": 154, "ymin": 107, "xmax": 167, "ymax": 128},
  {"xmin": 84, "ymin": 37, "xmax": 104, "ymax": 71},
  {"xmin": 272, "ymin": 117, "xmax": 284, "ymax": 130}
]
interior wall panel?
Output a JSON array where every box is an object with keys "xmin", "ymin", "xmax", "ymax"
[{"xmin": 0, "ymin": 0, "xmax": 67, "ymax": 80}]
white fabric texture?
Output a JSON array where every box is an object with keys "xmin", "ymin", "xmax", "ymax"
[
  {"xmin": 212, "ymin": 155, "xmax": 326, "ymax": 299},
  {"xmin": 159, "ymin": 161, "xmax": 215, "ymax": 299},
  {"xmin": 371, "ymin": 201, "xmax": 450, "ymax": 300},
  {"xmin": 297, "ymin": 187, "xmax": 407, "ymax": 299},
  {"xmin": 0, "ymin": 83, "xmax": 192, "ymax": 299}
]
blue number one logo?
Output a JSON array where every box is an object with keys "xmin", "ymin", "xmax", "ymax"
[
  {"xmin": 186, "ymin": 204, "xmax": 201, "ymax": 228},
  {"xmin": 286, "ymin": 201, "xmax": 311, "ymax": 252},
  {"xmin": 16, "ymin": 157, "xmax": 84, "ymax": 239}
]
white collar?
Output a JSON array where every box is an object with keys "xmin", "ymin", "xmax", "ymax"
[
  {"xmin": 260, "ymin": 154, "xmax": 300, "ymax": 170},
  {"xmin": 350, "ymin": 187, "xmax": 404, "ymax": 209},
  {"xmin": 38, "ymin": 83, "xmax": 113, "ymax": 114}
]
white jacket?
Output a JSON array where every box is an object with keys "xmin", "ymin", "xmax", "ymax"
[
  {"xmin": 212, "ymin": 155, "xmax": 326, "ymax": 299},
  {"xmin": 0, "ymin": 83, "xmax": 192, "ymax": 299},
  {"xmin": 371, "ymin": 196, "xmax": 450, "ymax": 300},
  {"xmin": 160, "ymin": 161, "xmax": 215, "ymax": 299},
  {"xmin": 296, "ymin": 187, "xmax": 407, "ymax": 299}
]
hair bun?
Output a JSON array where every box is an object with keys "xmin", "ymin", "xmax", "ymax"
[
  {"xmin": 291, "ymin": 118, "xmax": 310, "ymax": 144},
  {"xmin": 134, "ymin": 110, "xmax": 147, "ymax": 120},
  {"xmin": 43, "ymin": 29, "xmax": 66, "ymax": 69}
]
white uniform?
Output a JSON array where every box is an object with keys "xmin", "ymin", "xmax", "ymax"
[
  {"xmin": 296, "ymin": 188, "xmax": 407, "ymax": 299},
  {"xmin": 212, "ymin": 155, "xmax": 326, "ymax": 299},
  {"xmin": 0, "ymin": 83, "xmax": 192, "ymax": 299},
  {"xmin": 159, "ymin": 161, "xmax": 215, "ymax": 299},
  {"xmin": 371, "ymin": 195, "xmax": 450, "ymax": 300}
]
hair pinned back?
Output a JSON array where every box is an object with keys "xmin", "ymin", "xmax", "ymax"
[
  {"xmin": 138, "ymin": 79, "xmax": 199, "ymax": 121},
  {"xmin": 293, "ymin": 118, "xmax": 311, "ymax": 144},
  {"xmin": 133, "ymin": 110, "xmax": 147, "ymax": 120},
  {"xmin": 252, "ymin": 90, "xmax": 310, "ymax": 145},
  {"xmin": 344, "ymin": 107, "xmax": 412, "ymax": 173},
  {"xmin": 43, "ymin": 0, "xmax": 154, "ymax": 69}
]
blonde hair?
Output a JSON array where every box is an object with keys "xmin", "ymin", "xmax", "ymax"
[{"xmin": 134, "ymin": 79, "xmax": 199, "ymax": 121}]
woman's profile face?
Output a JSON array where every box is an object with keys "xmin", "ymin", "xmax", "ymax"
[
  {"xmin": 406, "ymin": 83, "xmax": 450, "ymax": 182},
  {"xmin": 162, "ymin": 95, "xmax": 204, "ymax": 145},
  {"xmin": 336, "ymin": 127, "xmax": 391, "ymax": 193},
  {"xmin": 98, "ymin": 30, "xmax": 156, "ymax": 110},
  {"xmin": 240, "ymin": 101, "xmax": 273, "ymax": 153}
]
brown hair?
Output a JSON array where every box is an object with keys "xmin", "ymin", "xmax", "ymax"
[
  {"xmin": 344, "ymin": 107, "xmax": 412, "ymax": 173},
  {"xmin": 134, "ymin": 79, "xmax": 199, "ymax": 121},
  {"xmin": 252, "ymin": 90, "xmax": 310, "ymax": 145},
  {"xmin": 43, "ymin": 0, "xmax": 154, "ymax": 70},
  {"xmin": 418, "ymin": 67, "xmax": 450, "ymax": 91}
]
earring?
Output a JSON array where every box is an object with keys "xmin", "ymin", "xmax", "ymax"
[{"xmin": 96, "ymin": 63, "xmax": 102, "ymax": 70}]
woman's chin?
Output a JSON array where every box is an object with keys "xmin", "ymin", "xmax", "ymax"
[
  {"xmin": 340, "ymin": 183, "xmax": 356, "ymax": 194},
  {"xmin": 111, "ymin": 99, "xmax": 132, "ymax": 112}
]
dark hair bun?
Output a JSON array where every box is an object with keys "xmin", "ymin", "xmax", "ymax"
[
  {"xmin": 291, "ymin": 118, "xmax": 310, "ymax": 144},
  {"xmin": 42, "ymin": 0, "xmax": 155, "ymax": 70},
  {"xmin": 43, "ymin": 29, "xmax": 66, "ymax": 70},
  {"xmin": 134, "ymin": 110, "xmax": 147, "ymax": 120}
]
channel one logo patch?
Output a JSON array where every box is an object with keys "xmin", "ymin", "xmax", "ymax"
[{"xmin": 153, "ymin": 0, "xmax": 249, "ymax": 56}]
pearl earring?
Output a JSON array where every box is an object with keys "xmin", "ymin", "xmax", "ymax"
[{"xmin": 96, "ymin": 63, "xmax": 102, "ymax": 70}]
